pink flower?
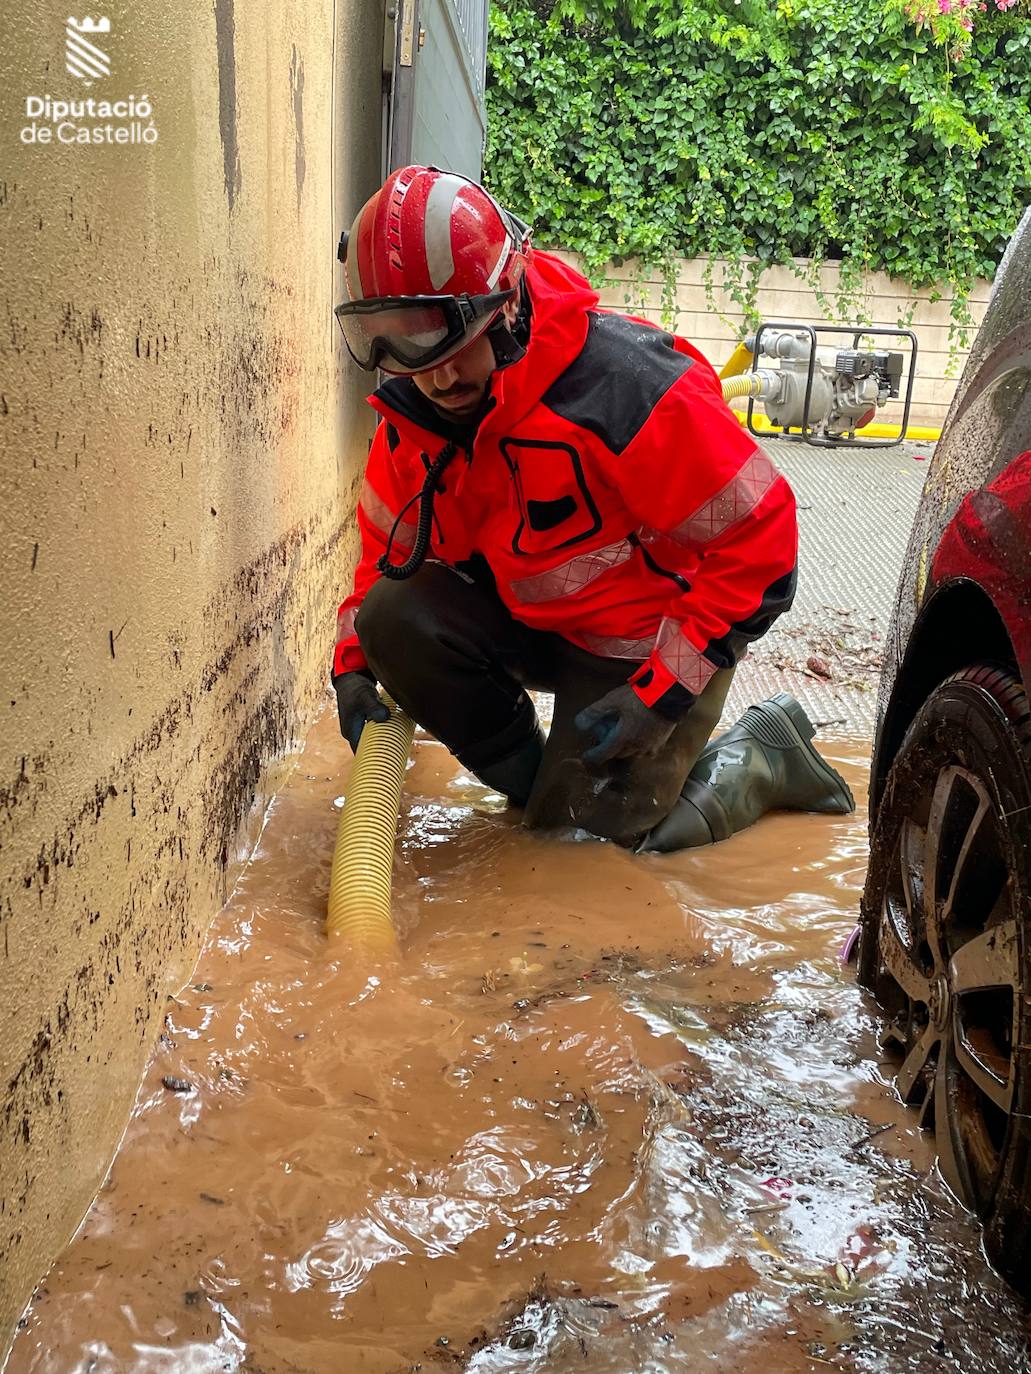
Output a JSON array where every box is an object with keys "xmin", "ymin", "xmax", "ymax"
[{"xmin": 937, "ymin": 0, "xmax": 952, "ymax": 12}]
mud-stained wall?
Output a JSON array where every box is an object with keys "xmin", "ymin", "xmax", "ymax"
[{"xmin": 0, "ymin": 1, "xmax": 382, "ymax": 1349}]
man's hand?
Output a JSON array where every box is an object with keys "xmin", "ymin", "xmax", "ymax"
[
  {"xmin": 334, "ymin": 669, "xmax": 391, "ymax": 752},
  {"xmin": 574, "ymin": 684, "xmax": 677, "ymax": 766}
]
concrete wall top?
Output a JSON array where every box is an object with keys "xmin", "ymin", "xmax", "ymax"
[{"xmin": 552, "ymin": 250, "xmax": 995, "ymax": 429}]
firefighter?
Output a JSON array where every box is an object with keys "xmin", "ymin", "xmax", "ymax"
[{"xmin": 331, "ymin": 165, "xmax": 853, "ymax": 850}]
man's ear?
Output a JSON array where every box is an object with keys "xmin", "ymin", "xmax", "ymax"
[{"xmin": 502, "ymin": 294, "xmax": 520, "ymax": 326}]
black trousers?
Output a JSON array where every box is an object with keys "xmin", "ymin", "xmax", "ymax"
[{"xmin": 356, "ymin": 561, "xmax": 734, "ymax": 847}]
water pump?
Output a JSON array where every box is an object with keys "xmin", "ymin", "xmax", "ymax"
[{"xmin": 735, "ymin": 321, "xmax": 917, "ymax": 447}]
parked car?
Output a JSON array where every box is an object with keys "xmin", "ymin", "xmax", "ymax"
[{"xmin": 858, "ymin": 204, "xmax": 1031, "ymax": 1295}]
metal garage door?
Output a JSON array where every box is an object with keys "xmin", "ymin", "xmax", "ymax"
[{"xmin": 387, "ymin": 0, "xmax": 490, "ymax": 179}]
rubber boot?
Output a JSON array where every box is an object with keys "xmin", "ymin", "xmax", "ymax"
[
  {"xmin": 469, "ymin": 726, "xmax": 546, "ymax": 807},
  {"xmin": 641, "ymin": 693, "xmax": 855, "ymax": 853}
]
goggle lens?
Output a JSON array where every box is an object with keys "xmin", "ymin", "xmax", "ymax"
[{"xmin": 334, "ymin": 291, "xmax": 511, "ymax": 374}]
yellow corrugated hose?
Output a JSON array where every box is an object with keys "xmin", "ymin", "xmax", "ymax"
[
  {"xmin": 325, "ymin": 695, "xmax": 415, "ymax": 952},
  {"xmin": 720, "ymin": 374, "xmax": 765, "ymax": 402}
]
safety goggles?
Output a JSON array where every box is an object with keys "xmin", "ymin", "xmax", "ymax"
[{"xmin": 334, "ymin": 290, "xmax": 513, "ymax": 375}]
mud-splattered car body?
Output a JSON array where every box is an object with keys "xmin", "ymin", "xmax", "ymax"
[
  {"xmin": 860, "ymin": 205, "xmax": 1031, "ymax": 1297},
  {"xmin": 869, "ymin": 208, "xmax": 1031, "ymax": 810}
]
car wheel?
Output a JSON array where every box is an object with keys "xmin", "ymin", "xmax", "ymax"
[{"xmin": 858, "ymin": 664, "xmax": 1031, "ymax": 1295}]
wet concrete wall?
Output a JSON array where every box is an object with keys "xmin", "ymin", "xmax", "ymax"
[{"xmin": 0, "ymin": 0, "xmax": 382, "ymax": 1348}]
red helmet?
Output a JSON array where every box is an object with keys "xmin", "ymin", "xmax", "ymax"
[{"xmin": 334, "ymin": 165, "xmax": 532, "ymax": 375}]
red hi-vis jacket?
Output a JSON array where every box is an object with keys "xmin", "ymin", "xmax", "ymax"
[{"xmin": 333, "ymin": 251, "xmax": 797, "ymax": 718}]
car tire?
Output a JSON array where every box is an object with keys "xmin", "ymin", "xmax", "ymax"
[{"xmin": 858, "ymin": 663, "xmax": 1031, "ymax": 1297}]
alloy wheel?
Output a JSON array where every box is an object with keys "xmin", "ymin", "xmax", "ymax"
[{"xmin": 876, "ymin": 762, "xmax": 1017, "ymax": 1211}]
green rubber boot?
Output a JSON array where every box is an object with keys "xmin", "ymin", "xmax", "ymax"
[{"xmin": 640, "ymin": 693, "xmax": 855, "ymax": 853}]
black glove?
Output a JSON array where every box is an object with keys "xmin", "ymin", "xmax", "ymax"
[
  {"xmin": 334, "ymin": 669, "xmax": 390, "ymax": 752},
  {"xmin": 574, "ymin": 683, "xmax": 678, "ymax": 766}
]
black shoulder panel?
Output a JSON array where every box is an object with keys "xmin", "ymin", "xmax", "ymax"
[{"xmin": 541, "ymin": 312, "xmax": 695, "ymax": 455}]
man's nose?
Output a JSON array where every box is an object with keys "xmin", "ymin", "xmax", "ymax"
[{"xmin": 430, "ymin": 359, "xmax": 460, "ymax": 390}]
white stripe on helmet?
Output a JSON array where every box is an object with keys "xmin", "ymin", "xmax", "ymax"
[
  {"xmin": 424, "ymin": 173, "xmax": 466, "ymax": 290},
  {"xmin": 485, "ymin": 233, "xmax": 512, "ymax": 291}
]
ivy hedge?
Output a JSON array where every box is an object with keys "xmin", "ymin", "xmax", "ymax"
[{"xmin": 483, "ymin": 0, "xmax": 1031, "ymax": 341}]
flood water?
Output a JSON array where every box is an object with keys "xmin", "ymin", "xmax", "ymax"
[{"xmin": 8, "ymin": 709, "xmax": 1031, "ymax": 1373}]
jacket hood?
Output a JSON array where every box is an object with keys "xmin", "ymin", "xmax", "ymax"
[
  {"xmin": 368, "ymin": 250, "xmax": 601, "ymax": 445},
  {"xmin": 488, "ymin": 250, "xmax": 600, "ymax": 423}
]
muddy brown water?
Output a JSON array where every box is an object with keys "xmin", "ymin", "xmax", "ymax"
[{"xmin": 8, "ymin": 712, "xmax": 1031, "ymax": 1373}]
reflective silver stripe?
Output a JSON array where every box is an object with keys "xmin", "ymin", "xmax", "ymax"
[
  {"xmin": 669, "ymin": 450, "xmax": 780, "ymax": 546},
  {"xmin": 424, "ymin": 173, "xmax": 465, "ymax": 289},
  {"xmin": 636, "ymin": 525, "xmax": 665, "ymax": 547},
  {"xmin": 336, "ymin": 604, "xmax": 358, "ymax": 641},
  {"xmin": 484, "ymin": 232, "xmax": 512, "ymax": 290},
  {"xmin": 578, "ymin": 631, "xmax": 655, "ymax": 661},
  {"xmin": 509, "ymin": 538, "xmax": 635, "ymax": 605},
  {"xmin": 655, "ymin": 617, "xmax": 718, "ymax": 694},
  {"xmin": 359, "ymin": 478, "xmax": 414, "ymax": 550}
]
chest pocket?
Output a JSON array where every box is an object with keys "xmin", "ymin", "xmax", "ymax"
[{"xmin": 499, "ymin": 438, "xmax": 603, "ymax": 555}]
